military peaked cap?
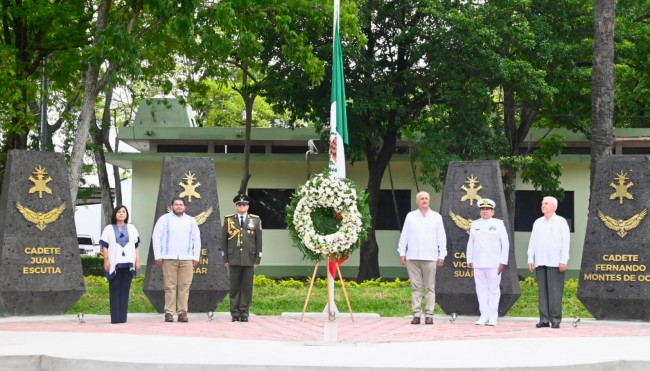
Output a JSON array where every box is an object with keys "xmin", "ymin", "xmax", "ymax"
[
  {"xmin": 477, "ymin": 198, "xmax": 495, "ymax": 209},
  {"xmin": 234, "ymin": 194, "xmax": 250, "ymax": 204}
]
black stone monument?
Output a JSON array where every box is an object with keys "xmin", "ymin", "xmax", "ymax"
[
  {"xmin": 0, "ymin": 150, "xmax": 85, "ymax": 316},
  {"xmin": 578, "ymin": 156, "xmax": 650, "ymax": 320},
  {"xmin": 436, "ymin": 161, "xmax": 520, "ymax": 316},
  {"xmin": 143, "ymin": 156, "xmax": 228, "ymax": 312}
]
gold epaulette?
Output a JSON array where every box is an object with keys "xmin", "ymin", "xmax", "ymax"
[
  {"xmin": 249, "ymin": 214, "xmax": 260, "ymax": 218},
  {"xmin": 224, "ymin": 214, "xmax": 235, "ymax": 219}
]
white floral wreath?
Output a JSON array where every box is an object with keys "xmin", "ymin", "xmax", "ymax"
[{"xmin": 292, "ymin": 175, "xmax": 363, "ymax": 255}]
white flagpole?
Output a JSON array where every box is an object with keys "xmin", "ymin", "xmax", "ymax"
[{"xmin": 325, "ymin": 0, "xmax": 343, "ymax": 320}]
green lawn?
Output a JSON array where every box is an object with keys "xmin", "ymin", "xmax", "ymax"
[{"xmin": 68, "ymin": 275, "xmax": 592, "ymax": 318}]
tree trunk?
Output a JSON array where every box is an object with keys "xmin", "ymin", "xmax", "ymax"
[
  {"xmin": 68, "ymin": 0, "xmax": 112, "ymax": 205},
  {"xmin": 69, "ymin": 71, "xmax": 101, "ymax": 204},
  {"xmin": 504, "ymin": 89, "xmax": 517, "ymax": 153},
  {"xmin": 91, "ymin": 114, "xmax": 113, "ymax": 229},
  {"xmin": 112, "ymin": 165, "xmax": 122, "ymax": 205},
  {"xmin": 590, "ymin": 0, "xmax": 616, "ymax": 191},
  {"xmin": 102, "ymin": 89, "xmax": 124, "ymax": 206},
  {"xmin": 93, "ymin": 85, "xmax": 116, "ymax": 228},
  {"xmin": 357, "ymin": 130, "xmax": 397, "ymax": 282},
  {"xmin": 357, "ymin": 166, "xmax": 382, "ymax": 281},
  {"xmin": 236, "ymin": 64, "xmax": 256, "ymax": 195},
  {"xmin": 238, "ymin": 93, "xmax": 255, "ymax": 194},
  {"xmin": 501, "ymin": 86, "xmax": 538, "ymax": 230},
  {"xmin": 503, "ymin": 170, "xmax": 517, "ymax": 233},
  {"xmin": 112, "ymin": 133, "xmax": 123, "ymax": 206},
  {"xmin": 46, "ymin": 93, "xmax": 80, "ymax": 151},
  {"xmin": 112, "ymin": 129, "xmax": 122, "ymax": 206}
]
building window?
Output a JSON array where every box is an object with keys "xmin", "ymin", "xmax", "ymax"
[
  {"xmin": 376, "ymin": 189, "xmax": 411, "ymax": 230},
  {"xmin": 248, "ymin": 189, "xmax": 294, "ymax": 230},
  {"xmin": 514, "ymin": 190, "xmax": 575, "ymax": 232},
  {"xmin": 157, "ymin": 144, "xmax": 208, "ymax": 153},
  {"xmin": 215, "ymin": 145, "xmax": 266, "ymax": 153},
  {"xmin": 271, "ymin": 146, "xmax": 309, "ymax": 154},
  {"xmin": 247, "ymin": 188, "xmax": 411, "ymax": 231}
]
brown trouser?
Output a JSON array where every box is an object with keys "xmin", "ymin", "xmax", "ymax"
[
  {"xmin": 406, "ymin": 260, "xmax": 437, "ymax": 318},
  {"xmin": 162, "ymin": 259, "xmax": 194, "ymax": 314}
]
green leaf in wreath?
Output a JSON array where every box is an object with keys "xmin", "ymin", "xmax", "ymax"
[{"xmin": 311, "ymin": 207, "xmax": 341, "ymax": 235}]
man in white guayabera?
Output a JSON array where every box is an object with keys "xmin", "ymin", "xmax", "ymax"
[
  {"xmin": 527, "ymin": 196, "xmax": 570, "ymax": 329},
  {"xmin": 152, "ymin": 197, "xmax": 201, "ymax": 323},
  {"xmin": 398, "ymin": 191, "xmax": 447, "ymax": 325}
]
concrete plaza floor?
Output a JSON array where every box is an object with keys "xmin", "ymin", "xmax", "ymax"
[{"xmin": 1, "ymin": 313, "xmax": 649, "ymax": 370}]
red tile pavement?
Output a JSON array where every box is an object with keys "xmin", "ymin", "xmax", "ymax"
[{"xmin": 1, "ymin": 315, "xmax": 649, "ymax": 343}]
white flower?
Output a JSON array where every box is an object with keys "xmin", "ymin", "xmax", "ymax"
[{"xmin": 291, "ymin": 176, "xmax": 364, "ymax": 256}]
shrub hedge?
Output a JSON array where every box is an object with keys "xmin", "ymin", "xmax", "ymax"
[{"xmin": 81, "ymin": 256, "xmax": 104, "ymax": 277}]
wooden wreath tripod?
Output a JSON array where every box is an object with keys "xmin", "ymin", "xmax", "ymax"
[{"xmin": 300, "ymin": 255, "xmax": 355, "ymax": 322}]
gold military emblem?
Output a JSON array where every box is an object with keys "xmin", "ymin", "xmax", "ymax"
[
  {"xmin": 460, "ymin": 175, "xmax": 483, "ymax": 205},
  {"xmin": 178, "ymin": 171, "xmax": 201, "ymax": 202},
  {"xmin": 16, "ymin": 202, "xmax": 66, "ymax": 231},
  {"xmin": 449, "ymin": 210, "xmax": 473, "ymax": 234},
  {"xmin": 165, "ymin": 206, "xmax": 213, "ymax": 225},
  {"xmin": 194, "ymin": 207, "xmax": 213, "ymax": 225},
  {"xmin": 598, "ymin": 209, "xmax": 647, "ymax": 238},
  {"xmin": 29, "ymin": 165, "xmax": 53, "ymax": 198},
  {"xmin": 609, "ymin": 171, "xmax": 634, "ymax": 204}
]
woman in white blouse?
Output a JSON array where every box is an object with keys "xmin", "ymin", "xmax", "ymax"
[{"xmin": 100, "ymin": 205, "xmax": 141, "ymax": 324}]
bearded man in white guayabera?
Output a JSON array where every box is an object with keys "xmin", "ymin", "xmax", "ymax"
[{"xmin": 152, "ymin": 197, "xmax": 201, "ymax": 323}]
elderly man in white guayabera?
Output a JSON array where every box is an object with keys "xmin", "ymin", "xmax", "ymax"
[
  {"xmin": 527, "ymin": 196, "xmax": 570, "ymax": 329},
  {"xmin": 398, "ymin": 191, "xmax": 447, "ymax": 325}
]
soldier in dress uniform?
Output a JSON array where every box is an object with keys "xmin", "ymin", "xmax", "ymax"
[
  {"xmin": 466, "ymin": 198, "xmax": 509, "ymax": 326},
  {"xmin": 221, "ymin": 194, "xmax": 262, "ymax": 322}
]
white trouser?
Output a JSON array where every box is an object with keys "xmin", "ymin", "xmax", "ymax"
[{"xmin": 473, "ymin": 268, "xmax": 501, "ymax": 321}]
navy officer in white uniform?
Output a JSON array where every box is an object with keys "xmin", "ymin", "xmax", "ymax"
[{"xmin": 466, "ymin": 198, "xmax": 509, "ymax": 326}]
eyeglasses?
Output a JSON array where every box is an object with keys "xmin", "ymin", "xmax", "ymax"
[{"xmin": 236, "ymin": 202, "xmax": 248, "ymax": 207}]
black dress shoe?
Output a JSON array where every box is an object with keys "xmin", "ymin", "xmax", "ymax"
[
  {"xmin": 535, "ymin": 322, "xmax": 550, "ymax": 328},
  {"xmin": 411, "ymin": 317, "xmax": 421, "ymax": 325},
  {"xmin": 240, "ymin": 316, "xmax": 249, "ymax": 322},
  {"xmin": 425, "ymin": 317, "xmax": 434, "ymax": 325},
  {"xmin": 232, "ymin": 316, "xmax": 240, "ymax": 322},
  {"xmin": 551, "ymin": 323, "xmax": 560, "ymax": 329}
]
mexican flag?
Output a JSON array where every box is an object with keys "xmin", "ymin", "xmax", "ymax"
[
  {"xmin": 328, "ymin": 0, "xmax": 349, "ymax": 180},
  {"xmin": 328, "ymin": 0, "xmax": 349, "ymax": 283}
]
